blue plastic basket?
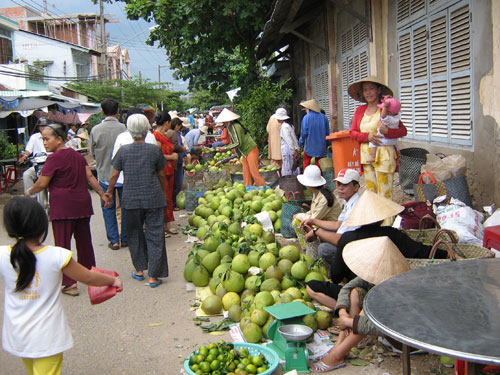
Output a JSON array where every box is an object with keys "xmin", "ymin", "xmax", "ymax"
[{"xmin": 183, "ymin": 342, "xmax": 280, "ymax": 375}]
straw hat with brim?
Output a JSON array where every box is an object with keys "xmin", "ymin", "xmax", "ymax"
[
  {"xmin": 168, "ymin": 111, "xmax": 179, "ymax": 120},
  {"xmin": 179, "ymin": 117, "xmax": 191, "ymax": 126},
  {"xmin": 347, "ymin": 76, "xmax": 394, "ymax": 103},
  {"xmin": 215, "ymin": 108, "xmax": 240, "ymax": 123},
  {"xmin": 343, "ymin": 236, "xmax": 411, "ymax": 285},
  {"xmin": 199, "ymin": 125, "xmax": 208, "ymax": 134},
  {"xmin": 300, "ymin": 99, "xmax": 321, "ymax": 113},
  {"xmin": 344, "ymin": 190, "xmax": 404, "ymax": 227},
  {"xmin": 77, "ymin": 132, "xmax": 88, "ymax": 140}
]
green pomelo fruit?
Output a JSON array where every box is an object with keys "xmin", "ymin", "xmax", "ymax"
[
  {"xmin": 250, "ymin": 201, "xmax": 263, "ymax": 212},
  {"xmin": 262, "ymin": 231, "xmax": 275, "ymax": 244},
  {"xmin": 223, "ymin": 271, "xmax": 245, "ymax": 293},
  {"xmin": 202, "ymin": 252, "xmax": 221, "ymax": 274},
  {"xmin": 302, "ymin": 290, "xmax": 312, "ymax": 302},
  {"xmin": 301, "ymin": 254, "xmax": 314, "ymax": 265},
  {"xmin": 291, "ymin": 261, "xmax": 308, "ymax": 280},
  {"xmin": 258, "ymin": 253, "xmax": 276, "ymax": 271},
  {"xmin": 285, "ymin": 287, "xmax": 303, "ymax": 300},
  {"xmin": 196, "ymin": 226, "xmax": 208, "ymax": 239},
  {"xmin": 267, "ymin": 211, "xmax": 278, "ymax": 223},
  {"xmin": 274, "ymin": 218, "xmax": 281, "ymax": 233},
  {"xmin": 192, "ymin": 265, "xmax": 210, "ymax": 287},
  {"xmin": 249, "ymin": 223, "xmax": 263, "ymax": 237},
  {"xmin": 217, "ymin": 243, "xmax": 234, "ymax": 258},
  {"xmin": 278, "ymin": 259, "xmax": 293, "ymax": 275},
  {"xmin": 250, "ymin": 309, "xmax": 269, "ymax": 326},
  {"xmin": 304, "ymin": 271, "xmax": 325, "ymax": 283},
  {"xmin": 228, "ymin": 222, "xmax": 241, "ymax": 235},
  {"xmin": 254, "ymin": 291, "xmax": 274, "ymax": 309},
  {"xmin": 271, "ymin": 199, "xmax": 282, "ymax": 211},
  {"xmin": 262, "ymin": 316, "xmax": 275, "ymax": 339},
  {"xmin": 215, "ymin": 284, "xmax": 227, "ymax": 299},
  {"xmin": 239, "ymin": 317, "xmax": 252, "ymax": 330},
  {"xmin": 279, "ymin": 293, "xmax": 294, "ymax": 304},
  {"xmin": 266, "ymin": 243, "xmax": 279, "ymax": 255},
  {"xmin": 265, "ymin": 265, "xmax": 283, "ymax": 281},
  {"xmin": 241, "ymin": 289, "xmax": 255, "ymax": 301},
  {"xmin": 201, "ymin": 295, "xmax": 222, "ymax": 315},
  {"xmin": 183, "ymin": 258, "xmax": 196, "ymax": 282},
  {"xmin": 209, "ymin": 276, "xmax": 220, "ymax": 294},
  {"xmin": 222, "ymin": 292, "xmax": 241, "ymax": 311},
  {"xmin": 315, "ymin": 310, "xmax": 332, "ymax": 330},
  {"xmin": 232, "ymin": 254, "xmax": 250, "ymax": 274},
  {"xmin": 244, "ymin": 275, "xmax": 261, "ymax": 292},
  {"xmin": 220, "ymin": 255, "xmax": 233, "ymax": 264},
  {"xmin": 279, "ymin": 245, "xmax": 300, "ymax": 262},
  {"xmin": 248, "ymin": 250, "xmax": 261, "ymax": 267},
  {"xmin": 197, "ymin": 249, "xmax": 210, "ymax": 260},
  {"xmin": 281, "ymin": 276, "xmax": 295, "ymax": 290},
  {"xmin": 242, "ymin": 322, "xmax": 262, "ymax": 343},
  {"xmin": 302, "ymin": 313, "xmax": 318, "ymax": 332},
  {"xmin": 260, "ymin": 278, "xmax": 281, "ymax": 292},
  {"xmin": 188, "ymin": 214, "xmax": 196, "ymax": 226},
  {"xmin": 228, "ymin": 305, "xmax": 242, "ymax": 322},
  {"xmin": 202, "ymin": 237, "xmax": 219, "ymax": 252},
  {"xmin": 270, "ymin": 290, "xmax": 281, "ymax": 302}
]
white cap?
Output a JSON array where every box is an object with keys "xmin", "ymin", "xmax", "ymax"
[{"xmin": 334, "ymin": 168, "xmax": 360, "ymax": 184}]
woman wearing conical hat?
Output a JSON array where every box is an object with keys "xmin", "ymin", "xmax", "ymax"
[
  {"xmin": 348, "ymin": 77, "xmax": 407, "ymax": 200},
  {"xmin": 214, "ymin": 108, "xmax": 266, "ymax": 186},
  {"xmin": 309, "ymin": 236, "xmax": 411, "ymax": 372}
]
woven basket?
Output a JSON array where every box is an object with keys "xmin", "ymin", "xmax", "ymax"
[
  {"xmin": 185, "ymin": 187, "xmax": 206, "ymax": 212},
  {"xmin": 201, "ymin": 150, "xmax": 216, "ymax": 163},
  {"xmin": 184, "ymin": 171, "xmax": 205, "ymax": 190},
  {"xmin": 204, "ymin": 170, "xmax": 229, "ymax": 189},
  {"xmin": 408, "ymin": 239, "xmax": 458, "ymax": 268},
  {"xmin": 230, "ymin": 172, "xmax": 244, "ymax": 183},
  {"xmin": 260, "ymin": 170, "xmax": 280, "ymax": 188},
  {"xmin": 318, "ymin": 157, "xmax": 333, "ymax": 171},
  {"xmin": 399, "ymin": 147, "xmax": 429, "ymax": 195},
  {"xmin": 279, "ymin": 175, "xmax": 304, "ymax": 195},
  {"xmin": 322, "ymin": 168, "xmax": 336, "ymax": 192},
  {"xmin": 281, "ymin": 202, "xmax": 303, "ymax": 238},
  {"xmin": 227, "ymin": 162, "xmax": 243, "ymax": 174}
]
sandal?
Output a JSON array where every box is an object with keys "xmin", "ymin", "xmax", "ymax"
[
  {"xmin": 167, "ymin": 228, "xmax": 178, "ymax": 235},
  {"xmin": 164, "ymin": 232, "xmax": 171, "ymax": 238},
  {"xmin": 62, "ymin": 285, "xmax": 79, "ymax": 296},
  {"xmin": 310, "ymin": 360, "xmax": 346, "ymax": 373},
  {"xmin": 132, "ymin": 271, "xmax": 144, "ymax": 281}
]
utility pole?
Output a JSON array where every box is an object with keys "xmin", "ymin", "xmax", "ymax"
[{"xmin": 99, "ymin": 0, "xmax": 107, "ymax": 80}]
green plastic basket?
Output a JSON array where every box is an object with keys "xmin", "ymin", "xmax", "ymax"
[{"xmin": 184, "ymin": 342, "xmax": 280, "ymax": 375}]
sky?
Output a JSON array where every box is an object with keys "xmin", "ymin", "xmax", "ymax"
[{"xmin": 0, "ymin": 0, "xmax": 189, "ymax": 91}]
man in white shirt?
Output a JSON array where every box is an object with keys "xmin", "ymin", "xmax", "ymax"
[
  {"xmin": 19, "ymin": 118, "xmax": 49, "ymax": 193},
  {"xmin": 301, "ymin": 168, "xmax": 361, "ymax": 273}
]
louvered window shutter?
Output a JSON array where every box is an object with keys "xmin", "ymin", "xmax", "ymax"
[
  {"xmin": 397, "ymin": 0, "xmax": 471, "ymax": 145},
  {"xmin": 340, "ymin": 22, "xmax": 369, "ymax": 129}
]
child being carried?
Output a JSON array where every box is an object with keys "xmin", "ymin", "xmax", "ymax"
[{"xmin": 366, "ymin": 97, "xmax": 401, "ymax": 163}]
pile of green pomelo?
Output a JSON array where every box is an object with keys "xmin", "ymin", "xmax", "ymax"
[{"xmin": 184, "ymin": 182, "xmax": 332, "ymax": 343}]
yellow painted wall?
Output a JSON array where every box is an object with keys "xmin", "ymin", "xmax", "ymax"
[{"xmin": 479, "ymin": 1, "xmax": 500, "ymax": 125}]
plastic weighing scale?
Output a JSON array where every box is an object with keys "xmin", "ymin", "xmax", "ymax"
[{"xmin": 264, "ymin": 301, "xmax": 315, "ymax": 373}]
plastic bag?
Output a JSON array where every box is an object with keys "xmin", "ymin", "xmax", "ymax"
[
  {"xmin": 88, "ymin": 267, "xmax": 121, "ymax": 305},
  {"xmin": 421, "ymin": 154, "xmax": 467, "ymax": 183},
  {"xmin": 434, "ymin": 197, "xmax": 484, "ymax": 246},
  {"xmin": 483, "ymin": 208, "xmax": 500, "ymax": 228}
]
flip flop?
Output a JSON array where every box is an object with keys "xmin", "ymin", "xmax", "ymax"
[
  {"xmin": 149, "ymin": 279, "xmax": 162, "ymax": 288},
  {"xmin": 164, "ymin": 232, "xmax": 171, "ymax": 238},
  {"xmin": 310, "ymin": 360, "xmax": 346, "ymax": 373},
  {"xmin": 132, "ymin": 271, "xmax": 144, "ymax": 281},
  {"xmin": 62, "ymin": 285, "xmax": 79, "ymax": 296},
  {"xmin": 108, "ymin": 243, "xmax": 120, "ymax": 250},
  {"xmin": 167, "ymin": 228, "xmax": 178, "ymax": 235}
]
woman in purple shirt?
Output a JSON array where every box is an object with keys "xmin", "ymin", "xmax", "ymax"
[{"xmin": 26, "ymin": 123, "xmax": 109, "ymax": 296}]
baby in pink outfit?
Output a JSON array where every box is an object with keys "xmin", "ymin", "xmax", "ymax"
[{"xmin": 367, "ymin": 97, "xmax": 401, "ymax": 163}]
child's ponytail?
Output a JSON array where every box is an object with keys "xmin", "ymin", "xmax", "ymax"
[
  {"xmin": 3, "ymin": 197, "xmax": 48, "ymax": 292},
  {"xmin": 10, "ymin": 238, "xmax": 36, "ymax": 292}
]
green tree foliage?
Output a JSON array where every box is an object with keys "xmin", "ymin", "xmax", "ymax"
[
  {"xmin": 187, "ymin": 89, "xmax": 230, "ymax": 113},
  {"xmin": 118, "ymin": 0, "xmax": 274, "ymax": 92},
  {"xmin": 235, "ymin": 78, "xmax": 293, "ymax": 147},
  {"xmin": 68, "ymin": 78, "xmax": 186, "ymax": 111}
]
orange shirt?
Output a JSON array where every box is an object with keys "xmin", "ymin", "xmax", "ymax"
[{"xmin": 221, "ymin": 128, "xmax": 230, "ymax": 144}]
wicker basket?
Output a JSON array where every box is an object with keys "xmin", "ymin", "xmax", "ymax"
[
  {"xmin": 408, "ymin": 239, "xmax": 458, "ymax": 268},
  {"xmin": 204, "ymin": 170, "xmax": 229, "ymax": 189},
  {"xmin": 399, "ymin": 147, "xmax": 429, "ymax": 195},
  {"xmin": 260, "ymin": 170, "xmax": 280, "ymax": 188}
]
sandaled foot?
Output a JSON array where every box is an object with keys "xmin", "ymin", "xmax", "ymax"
[
  {"xmin": 62, "ymin": 285, "xmax": 79, "ymax": 296},
  {"xmin": 167, "ymin": 228, "xmax": 178, "ymax": 235},
  {"xmin": 149, "ymin": 279, "xmax": 162, "ymax": 288},
  {"xmin": 132, "ymin": 271, "xmax": 144, "ymax": 281},
  {"xmin": 310, "ymin": 360, "xmax": 346, "ymax": 373}
]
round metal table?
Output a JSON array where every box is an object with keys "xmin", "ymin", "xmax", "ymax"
[{"xmin": 364, "ymin": 259, "xmax": 500, "ymax": 374}]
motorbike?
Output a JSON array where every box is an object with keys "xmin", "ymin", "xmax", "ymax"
[{"xmin": 27, "ymin": 152, "xmax": 49, "ymax": 215}]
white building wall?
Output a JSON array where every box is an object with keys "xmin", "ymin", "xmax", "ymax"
[{"xmin": 13, "ymin": 30, "xmax": 91, "ymax": 89}]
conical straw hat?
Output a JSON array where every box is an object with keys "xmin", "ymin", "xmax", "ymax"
[
  {"xmin": 344, "ymin": 190, "xmax": 404, "ymax": 227},
  {"xmin": 215, "ymin": 108, "xmax": 240, "ymax": 123},
  {"xmin": 347, "ymin": 76, "xmax": 393, "ymax": 103},
  {"xmin": 343, "ymin": 236, "xmax": 410, "ymax": 285},
  {"xmin": 300, "ymin": 99, "xmax": 321, "ymax": 113}
]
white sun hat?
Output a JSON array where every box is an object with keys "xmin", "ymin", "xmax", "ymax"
[
  {"xmin": 273, "ymin": 107, "xmax": 289, "ymax": 120},
  {"xmin": 215, "ymin": 108, "xmax": 240, "ymax": 123},
  {"xmin": 297, "ymin": 165, "xmax": 326, "ymax": 187}
]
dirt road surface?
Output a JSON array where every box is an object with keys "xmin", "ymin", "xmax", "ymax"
[{"xmin": 0, "ymin": 191, "xmax": 444, "ymax": 374}]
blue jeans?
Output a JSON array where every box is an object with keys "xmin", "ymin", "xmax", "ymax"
[
  {"xmin": 99, "ymin": 181, "xmax": 127, "ymax": 245},
  {"xmin": 173, "ymin": 161, "xmax": 184, "ymax": 206},
  {"xmin": 211, "ymin": 141, "xmax": 226, "ymax": 148}
]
